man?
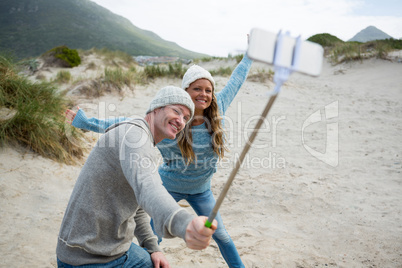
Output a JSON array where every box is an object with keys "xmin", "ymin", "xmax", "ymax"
[{"xmin": 56, "ymin": 86, "xmax": 217, "ymax": 268}]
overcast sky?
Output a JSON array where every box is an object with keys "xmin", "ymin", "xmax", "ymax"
[{"xmin": 91, "ymin": 0, "xmax": 402, "ymax": 57}]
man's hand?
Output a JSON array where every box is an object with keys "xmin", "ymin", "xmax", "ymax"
[
  {"xmin": 150, "ymin": 251, "xmax": 171, "ymax": 268},
  {"xmin": 185, "ymin": 216, "xmax": 217, "ymax": 250}
]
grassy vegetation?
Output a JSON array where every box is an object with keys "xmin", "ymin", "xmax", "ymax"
[
  {"xmin": 73, "ymin": 68, "xmax": 146, "ymax": 98},
  {"xmin": 308, "ymin": 34, "xmax": 402, "ymax": 64},
  {"xmin": 0, "ymin": 54, "xmax": 85, "ymax": 164},
  {"xmin": 194, "ymin": 56, "xmax": 227, "ymax": 63},
  {"xmin": 54, "ymin": 70, "xmax": 72, "ymax": 84},
  {"xmin": 143, "ymin": 61, "xmax": 236, "ymax": 81},
  {"xmin": 194, "ymin": 54, "xmax": 244, "ymax": 64},
  {"xmin": 209, "ymin": 67, "xmax": 233, "ymax": 76},
  {"xmin": 103, "ymin": 67, "xmax": 142, "ymax": 90},
  {"xmin": 233, "ymin": 54, "xmax": 244, "ymax": 64},
  {"xmin": 143, "ymin": 62, "xmax": 187, "ymax": 79},
  {"xmin": 329, "ymin": 39, "xmax": 402, "ymax": 64},
  {"xmin": 248, "ymin": 68, "xmax": 275, "ymax": 83},
  {"xmin": 85, "ymin": 48, "xmax": 137, "ymax": 66}
]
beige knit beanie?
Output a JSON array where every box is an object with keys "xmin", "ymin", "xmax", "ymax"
[
  {"xmin": 146, "ymin": 86, "xmax": 195, "ymax": 119},
  {"xmin": 181, "ymin": 65, "xmax": 215, "ymax": 90}
]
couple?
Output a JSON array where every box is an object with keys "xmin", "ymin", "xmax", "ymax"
[{"xmin": 58, "ymin": 54, "xmax": 252, "ymax": 267}]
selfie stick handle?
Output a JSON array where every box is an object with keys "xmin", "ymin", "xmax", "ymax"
[{"xmin": 205, "ymin": 31, "xmax": 301, "ymax": 228}]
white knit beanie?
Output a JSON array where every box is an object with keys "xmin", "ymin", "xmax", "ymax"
[
  {"xmin": 146, "ymin": 86, "xmax": 195, "ymax": 119},
  {"xmin": 181, "ymin": 65, "xmax": 215, "ymax": 90}
]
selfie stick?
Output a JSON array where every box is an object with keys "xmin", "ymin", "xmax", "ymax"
[{"xmin": 205, "ymin": 31, "xmax": 302, "ymax": 228}]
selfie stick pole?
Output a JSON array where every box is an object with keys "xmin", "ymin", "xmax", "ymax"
[{"xmin": 205, "ymin": 31, "xmax": 302, "ymax": 228}]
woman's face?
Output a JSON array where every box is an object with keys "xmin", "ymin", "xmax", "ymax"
[{"xmin": 185, "ymin": 78, "xmax": 213, "ymax": 112}]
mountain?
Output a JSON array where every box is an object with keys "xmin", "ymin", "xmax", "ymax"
[
  {"xmin": 0, "ymin": 0, "xmax": 208, "ymax": 60},
  {"xmin": 348, "ymin": 26, "xmax": 394, "ymax": 42}
]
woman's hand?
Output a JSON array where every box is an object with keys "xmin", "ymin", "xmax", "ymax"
[{"xmin": 65, "ymin": 108, "xmax": 78, "ymax": 125}]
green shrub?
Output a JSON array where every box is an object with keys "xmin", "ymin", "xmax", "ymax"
[
  {"xmin": 307, "ymin": 33, "xmax": 344, "ymax": 47},
  {"xmin": 51, "ymin": 46, "xmax": 81, "ymax": 67},
  {"xmin": 0, "ymin": 54, "xmax": 85, "ymax": 163}
]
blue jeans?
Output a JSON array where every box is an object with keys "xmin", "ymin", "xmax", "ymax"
[
  {"xmin": 151, "ymin": 189, "xmax": 245, "ymax": 268},
  {"xmin": 57, "ymin": 243, "xmax": 153, "ymax": 268}
]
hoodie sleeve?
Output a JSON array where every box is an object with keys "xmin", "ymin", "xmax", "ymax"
[
  {"xmin": 118, "ymin": 124, "xmax": 193, "ymax": 243},
  {"xmin": 216, "ymin": 54, "xmax": 253, "ymax": 115},
  {"xmin": 72, "ymin": 109, "xmax": 131, "ymax": 133},
  {"xmin": 133, "ymin": 207, "xmax": 160, "ymax": 253}
]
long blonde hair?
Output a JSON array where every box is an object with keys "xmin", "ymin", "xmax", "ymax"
[{"xmin": 177, "ymin": 92, "xmax": 228, "ymax": 164}]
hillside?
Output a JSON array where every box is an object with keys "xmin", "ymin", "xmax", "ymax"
[
  {"xmin": 348, "ymin": 25, "xmax": 394, "ymax": 42},
  {"xmin": 0, "ymin": 0, "xmax": 207, "ymax": 60}
]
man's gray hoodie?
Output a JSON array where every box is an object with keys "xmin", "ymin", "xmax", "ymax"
[{"xmin": 56, "ymin": 119, "xmax": 193, "ymax": 265}]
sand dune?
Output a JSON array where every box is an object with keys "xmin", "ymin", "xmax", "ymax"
[{"xmin": 0, "ymin": 54, "xmax": 401, "ymax": 267}]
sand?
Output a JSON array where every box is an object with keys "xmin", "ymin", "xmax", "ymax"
[{"xmin": 0, "ymin": 54, "xmax": 401, "ymax": 267}]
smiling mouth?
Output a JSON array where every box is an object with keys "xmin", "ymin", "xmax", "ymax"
[
  {"xmin": 196, "ymin": 99, "xmax": 207, "ymax": 103},
  {"xmin": 169, "ymin": 123, "xmax": 179, "ymax": 132}
]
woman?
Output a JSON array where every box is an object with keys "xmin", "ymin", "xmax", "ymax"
[{"xmin": 67, "ymin": 54, "xmax": 252, "ymax": 268}]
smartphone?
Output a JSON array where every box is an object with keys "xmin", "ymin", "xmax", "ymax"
[{"xmin": 247, "ymin": 28, "xmax": 324, "ymax": 77}]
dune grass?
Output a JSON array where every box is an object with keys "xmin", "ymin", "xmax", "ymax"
[
  {"xmin": 0, "ymin": 54, "xmax": 85, "ymax": 164},
  {"xmin": 248, "ymin": 68, "xmax": 275, "ymax": 83},
  {"xmin": 143, "ymin": 62, "xmax": 236, "ymax": 80},
  {"xmin": 54, "ymin": 70, "xmax": 72, "ymax": 84},
  {"xmin": 194, "ymin": 54, "xmax": 244, "ymax": 64},
  {"xmin": 329, "ymin": 40, "xmax": 400, "ymax": 64},
  {"xmin": 143, "ymin": 62, "xmax": 187, "ymax": 79},
  {"xmin": 85, "ymin": 48, "xmax": 137, "ymax": 66},
  {"xmin": 308, "ymin": 34, "xmax": 402, "ymax": 64},
  {"xmin": 104, "ymin": 67, "xmax": 136, "ymax": 88},
  {"xmin": 209, "ymin": 67, "xmax": 233, "ymax": 76}
]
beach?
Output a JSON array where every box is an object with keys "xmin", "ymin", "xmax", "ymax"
[{"xmin": 0, "ymin": 54, "xmax": 401, "ymax": 267}]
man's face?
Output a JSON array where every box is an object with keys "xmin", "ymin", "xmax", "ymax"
[{"xmin": 154, "ymin": 104, "xmax": 191, "ymax": 140}]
